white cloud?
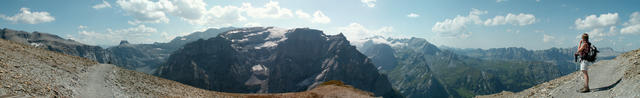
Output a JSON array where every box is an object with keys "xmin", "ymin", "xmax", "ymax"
[
  {"xmin": 243, "ymin": 22, "xmax": 262, "ymax": 27},
  {"xmin": 574, "ymin": 13, "xmax": 618, "ymax": 30},
  {"xmin": 536, "ymin": 0, "xmax": 541, "ymax": 2},
  {"xmin": 191, "ymin": 5, "xmax": 245, "ymax": 26},
  {"xmin": 72, "ymin": 25, "xmax": 158, "ymax": 45},
  {"xmin": 78, "ymin": 25, "xmax": 87, "ymax": 29},
  {"xmin": 115, "ymin": 0, "xmax": 330, "ymax": 26},
  {"xmin": 470, "ymin": 8, "xmax": 488, "ymax": 15},
  {"xmin": 543, "ymin": 34, "xmax": 555, "ymax": 43},
  {"xmin": 116, "ymin": 0, "xmax": 175, "ymax": 24},
  {"xmin": 496, "ymin": 0, "xmax": 508, "ymax": 3},
  {"xmin": 432, "ymin": 8, "xmax": 536, "ymax": 38},
  {"xmin": 338, "ymin": 23, "xmax": 393, "ymax": 45},
  {"xmin": 582, "ymin": 26, "xmax": 617, "ymax": 42},
  {"xmin": 294, "ymin": 10, "xmax": 330, "ymax": 24},
  {"xmin": 115, "ymin": 24, "xmax": 158, "ymax": 33},
  {"xmin": 361, "ymin": 0, "xmax": 376, "ymax": 8},
  {"xmin": 0, "ymin": 7, "xmax": 55, "ymax": 24},
  {"xmin": 506, "ymin": 29, "xmax": 521, "ymax": 34},
  {"xmin": 621, "ymin": 12, "xmax": 640, "ymax": 34},
  {"xmin": 170, "ymin": 0, "xmax": 207, "ymax": 20},
  {"xmin": 311, "ymin": 11, "xmax": 330, "ymax": 24},
  {"xmin": 573, "ymin": 13, "xmax": 621, "ymax": 42},
  {"xmin": 177, "ymin": 1, "xmax": 329, "ymax": 26},
  {"xmin": 92, "ymin": 0, "xmax": 112, "ymax": 9},
  {"xmin": 407, "ymin": 13, "xmax": 419, "ymax": 18},
  {"xmin": 626, "ymin": 12, "xmax": 640, "ymax": 25},
  {"xmin": 431, "ymin": 8, "xmax": 485, "ymax": 38},
  {"xmin": 543, "ymin": 34, "xmax": 564, "ymax": 45},
  {"xmin": 242, "ymin": 1, "xmax": 294, "ymax": 19},
  {"xmin": 295, "ymin": 10, "xmax": 311, "ymax": 19},
  {"xmin": 621, "ymin": 24, "xmax": 640, "ymax": 34},
  {"xmin": 483, "ymin": 13, "xmax": 536, "ymax": 26}
]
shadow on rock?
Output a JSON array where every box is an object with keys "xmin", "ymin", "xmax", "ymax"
[{"xmin": 592, "ymin": 78, "xmax": 622, "ymax": 92}]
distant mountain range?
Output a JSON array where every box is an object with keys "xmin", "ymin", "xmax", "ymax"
[
  {"xmin": 1, "ymin": 28, "xmax": 112, "ymax": 63},
  {"xmin": 0, "ymin": 33, "xmax": 378, "ymax": 97},
  {"xmin": 105, "ymin": 27, "xmax": 237, "ymax": 74},
  {"xmin": 156, "ymin": 27, "xmax": 401, "ymax": 97},
  {"xmin": 1, "ymin": 27, "xmax": 235, "ymax": 74},
  {"xmin": 442, "ymin": 46, "xmax": 621, "ymax": 75},
  {"xmin": 0, "ymin": 27, "xmax": 402, "ymax": 98},
  {"xmin": 358, "ymin": 37, "xmax": 621, "ymax": 98}
]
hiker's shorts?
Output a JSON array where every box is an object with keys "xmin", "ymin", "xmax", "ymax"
[{"xmin": 580, "ymin": 60, "xmax": 591, "ymax": 71}]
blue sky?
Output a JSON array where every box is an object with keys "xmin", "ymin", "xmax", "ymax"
[{"xmin": 1, "ymin": 0, "xmax": 639, "ymax": 51}]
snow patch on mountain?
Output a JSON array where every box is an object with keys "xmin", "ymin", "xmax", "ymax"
[
  {"xmin": 251, "ymin": 64, "xmax": 267, "ymax": 72},
  {"xmin": 254, "ymin": 27, "xmax": 290, "ymax": 49},
  {"xmin": 255, "ymin": 41, "xmax": 278, "ymax": 49},
  {"xmin": 30, "ymin": 42, "xmax": 43, "ymax": 47},
  {"xmin": 266, "ymin": 27, "xmax": 289, "ymax": 40}
]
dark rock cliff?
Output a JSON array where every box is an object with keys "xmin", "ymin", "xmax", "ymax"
[{"xmin": 157, "ymin": 27, "xmax": 402, "ymax": 98}]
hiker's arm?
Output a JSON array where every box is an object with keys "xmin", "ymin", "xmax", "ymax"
[
  {"xmin": 577, "ymin": 42, "xmax": 587, "ymax": 53},
  {"xmin": 576, "ymin": 40, "xmax": 583, "ymax": 54}
]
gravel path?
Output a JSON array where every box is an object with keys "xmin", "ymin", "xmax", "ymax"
[
  {"xmin": 79, "ymin": 64, "xmax": 115, "ymax": 98},
  {"xmin": 547, "ymin": 59, "xmax": 625, "ymax": 98}
]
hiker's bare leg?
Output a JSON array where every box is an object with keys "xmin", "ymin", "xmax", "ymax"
[{"xmin": 582, "ymin": 70, "xmax": 589, "ymax": 88}]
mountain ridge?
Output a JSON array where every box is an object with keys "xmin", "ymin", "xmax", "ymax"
[
  {"xmin": 157, "ymin": 27, "xmax": 402, "ymax": 98},
  {"xmin": 360, "ymin": 37, "xmax": 575, "ymax": 98},
  {"xmin": 0, "ymin": 38, "xmax": 376, "ymax": 97}
]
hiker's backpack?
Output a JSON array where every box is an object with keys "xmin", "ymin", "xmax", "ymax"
[{"xmin": 580, "ymin": 42, "xmax": 599, "ymax": 62}]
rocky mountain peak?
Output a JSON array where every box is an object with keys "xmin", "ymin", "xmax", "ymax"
[
  {"xmin": 158, "ymin": 27, "xmax": 402, "ymax": 98},
  {"xmin": 119, "ymin": 40, "xmax": 130, "ymax": 45}
]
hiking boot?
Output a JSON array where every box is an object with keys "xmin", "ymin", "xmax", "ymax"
[{"xmin": 579, "ymin": 87, "xmax": 590, "ymax": 93}]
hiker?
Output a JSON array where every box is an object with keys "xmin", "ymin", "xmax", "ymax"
[{"xmin": 575, "ymin": 33, "xmax": 598, "ymax": 93}]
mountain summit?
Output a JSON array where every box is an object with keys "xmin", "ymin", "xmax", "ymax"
[{"xmin": 157, "ymin": 27, "xmax": 402, "ymax": 98}]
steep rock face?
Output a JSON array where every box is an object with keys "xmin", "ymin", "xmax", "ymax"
[
  {"xmin": 157, "ymin": 27, "xmax": 401, "ymax": 98},
  {"xmin": 0, "ymin": 28, "xmax": 111, "ymax": 63},
  {"xmin": 360, "ymin": 40, "xmax": 398, "ymax": 70}
]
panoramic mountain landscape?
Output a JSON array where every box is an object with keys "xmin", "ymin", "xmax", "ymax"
[
  {"xmin": 2, "ymin": 0, "xmax": 640, "ymax": 98},
  {"xmin": 156, "ymin": 27, "xmax": 401, "ymax": 97},
  {"xmin": 0, "ymin": 36, "xmax": 377, "ymax": 97}
]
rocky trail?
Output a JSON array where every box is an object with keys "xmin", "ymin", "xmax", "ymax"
[
  {"xmin": 478, "ymin": 49, "xmax": 640, "ymax": 98},
  {"xmin": 78, "ymin": 64, "xmax": 115, "ymax": 97}
]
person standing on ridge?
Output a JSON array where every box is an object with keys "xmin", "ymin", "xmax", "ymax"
[{"xmin": 575, "ymin": 33, "xmax": 596, "ymax": 93}]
